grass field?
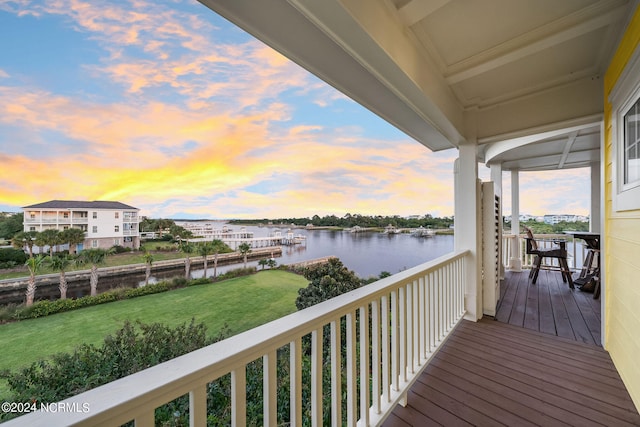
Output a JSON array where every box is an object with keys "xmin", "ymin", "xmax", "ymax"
[{"xmin": 0, "ymin": 270, "xmax": 307, "ymax": 398}]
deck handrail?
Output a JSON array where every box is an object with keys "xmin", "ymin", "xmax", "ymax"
[{"xmin": 6, "ymin": 250, "xmax": 468, "ymax": 427}]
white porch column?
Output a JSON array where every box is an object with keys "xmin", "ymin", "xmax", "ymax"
[
  {"xmin": 590, "ymin": 161, "xmax": 601, "ymax": 233},
  {"xmin": 454, "ymin": 141, "xmax": 482, "ymax": 321},
  {"xmin": 509, "ymin": 170, "xmax": 522, "ymax": 271}
]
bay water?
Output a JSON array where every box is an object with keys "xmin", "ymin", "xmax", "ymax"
[{"xmin": 192, "ymin": 223, "xmax": 455, "ymax": 279}]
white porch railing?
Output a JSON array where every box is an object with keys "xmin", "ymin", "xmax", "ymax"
[
  {"xmin": 5, "ymin": 250, "xmax": 468, "ymax": 427},
  {"xmin": 502, "ymin": 233, "xmax": 587, "ymax": 270}
]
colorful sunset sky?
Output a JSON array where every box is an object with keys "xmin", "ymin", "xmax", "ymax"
[{"xmin": 0, "ymin": 0, "xmax": 590, "ymax": 219}]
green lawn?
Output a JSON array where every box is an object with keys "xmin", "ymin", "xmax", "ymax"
[{"xmin": 0, "ymin": 270, "xmax": 307, "ymax": 398}]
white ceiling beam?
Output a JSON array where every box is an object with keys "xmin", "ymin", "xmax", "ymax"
[
  {"xmin": 397, "ymin": 0, "xmax": 452, "ymax": 27},
  {"xmin": 558, "ymin": 131, "xmax": 578, "ymax": 168},
  {"xmin": 445, "ymin": 4, "xmax": 628, "ymax": 84}
]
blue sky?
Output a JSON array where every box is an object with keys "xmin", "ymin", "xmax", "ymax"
[{"xmin": 0, "ymin": 0, "xmax": 590, "ymax": 219}]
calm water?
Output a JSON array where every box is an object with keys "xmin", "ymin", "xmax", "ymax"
[{"xmin": 196, "ymin": 223, "xmax": 454, "ymax": 279}]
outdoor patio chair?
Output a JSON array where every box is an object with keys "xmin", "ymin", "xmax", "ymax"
[{"xmin": 523, "ymin": 227, "xmax": 574, "ymax": 289}]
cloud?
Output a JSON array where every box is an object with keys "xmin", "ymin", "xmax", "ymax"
[{"xmin": 0, "ymin": 0, "xmax": 589, "ymax": 220}]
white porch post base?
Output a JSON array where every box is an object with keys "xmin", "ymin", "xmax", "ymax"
[{"xmin": 508, "ymin": 258, "xmax": 522, "ymax": 272}]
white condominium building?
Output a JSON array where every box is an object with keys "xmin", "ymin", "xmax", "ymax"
[{"xmin": 22, "ymin": 200, "xmax": 140, "ymax": 251}]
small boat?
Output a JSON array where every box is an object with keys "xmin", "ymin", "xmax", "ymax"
[{"xmin": 412, "ymin": 227, "xmax": 436, "ymax": 237}]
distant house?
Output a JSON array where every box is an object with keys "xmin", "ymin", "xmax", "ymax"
[
  {"xmin": 543, "ymin": 214, "xmax": 589, "ymax": 224},
  {"xmin": 22, "ymin": 200, "xmax": 140, "ymax": 252}
]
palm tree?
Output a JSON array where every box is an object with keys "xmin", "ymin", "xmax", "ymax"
[
  {"xmin": 49, "ymin": 255, "xmax": 73, "ymax": 299},
  {"xmin": 210, "ymin": 239, "xmax": 227, "ymax": 279},
  {"xmin": 12, "ymin": 231, "xmax": 38, "ymax": 258},
  {"xmin": 142, "ymin": 251, "xmax": 154, "ymax": 286},
  {"xmin": 238, "ymin": 242, "xmax": 252, "ymax": 269},
  {"xmin": 36, "ymin": 229, "xmax": 61, "ymax": 258},
  {"xmin": 180, "ymin": 242, "xmax": 195, "ymax": 280},
  {"xmin": 197, "ymin": 242, "xmax": 215, "ymax": 279},
  {"xmin": 169, "ymin": 225, "xmax": 193, "ymax": 241},
  {"xmin": 77, "ymin": 248, "xmax": 111, "ymax": 296},
  {"xmin": 258, "ymin": 259, "xmax": 268, "ymax": 270},
  {"xmin": 25, "ymin": 255, "xmax": 45, "ymax": 306},
  {"xmin": 155, "ymin": 219, "xmax": 174, "ymax": 239},
  {"xmin": 267, "ymin": 258, "xmax": 277, "ymax": 269},
  {"xmin": 61, "ymin": 227, "xmax": 86, "ymax": 254}
]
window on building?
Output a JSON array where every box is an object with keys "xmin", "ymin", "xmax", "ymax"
[
  {"xmin": 114, "ymin": 225, "xmax": 120, "ymax": 232},
  {"xmin": 611, "ymin": 45, "xmax": 640, "ymax": 211},
  {"xmin": 29, "ymin": 227, "xmax": 36, "ymax": 232},
  {"xmin": 92, "ymin": 226, "xmax": 98, "ymax": 233},
  {"xmin": 115, "ymin": 212, "xmax": 119, "ymax": 219},
  {"xmin": 624, "ymin": 98, "xmax": 640, "ymax": 185},
  {"xmin": 92, "ymin": 212, "xmax": 97, "ymax": 219},
  {"xmin": 92, "ymin": 240, "xmax": 98, "ymax": 248},
  {"xmin": 30, "ymin": 212, "xmax": 35, "ymax": 219},
  {"xmin": 114, "ymin": 239, "xmax": 120, "ymax": 246},
  {"xmin": 63, "ymin": 212, "xmax": 69, "ymax": 218}
]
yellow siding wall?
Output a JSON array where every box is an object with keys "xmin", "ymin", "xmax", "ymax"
[{"xmin": 603, "ymin": 6, "xmax": 640, "ymax": 410}]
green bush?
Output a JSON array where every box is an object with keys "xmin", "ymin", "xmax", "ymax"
[
  {"xmin": 110, "ymin": 245, "xmax": 131, "ymax": 254},
  {"xmin": 0, "ymin": 248, "xmax": 27, "ymax": 266},
  {"xmin": 186, "ymin": 277, "xmax": 212, "ymax": 287},
  {"xmin": 0, "ymin": 261, "xmax": 17, "ymax": 269},
  {"xmin": 0, "ymin": 304, "xmax": 19, "ymax": 323},
  {"xmin": 14, "ymin": 292, "xmax": 121, "ymax": 319},
  {"xmin": 12, "ymin": 283, "xmax": 172, "ymax": 320},
  {"xmin": 0, "ymin": 320, "xmax": 215, "ymax": 423},
  {"xmin": 216, "ymin": 267, "xmax": 256, "ymax": 281},
  {"xmin": 124, "ymin": 282, "xmax": 169, "ymax": 298},
  {"xmin": 295, "ymin": 258, "xmax": 361, "ymax": 310},
  {"xmin": 170, "ymin": 277, "xmax": 189, "ymax": 288}
]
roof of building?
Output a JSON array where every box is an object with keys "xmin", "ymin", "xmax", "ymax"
[{"xmin": 22, "ymin": 200, "xmax": 139, "ymax": 210}]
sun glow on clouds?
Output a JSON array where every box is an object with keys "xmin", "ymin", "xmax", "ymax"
[{"xmin": 0, "ymin": 1, "xmax": 585, "ymax": 220}]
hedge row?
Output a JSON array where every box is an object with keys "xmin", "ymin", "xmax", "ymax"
[
  {"xmin": 11, "ymin": 277, "xmax": 209, "ymax": 320},
  {"xmin": 4, "ymin": 266, "xmax": 261, "ymax": 322}
]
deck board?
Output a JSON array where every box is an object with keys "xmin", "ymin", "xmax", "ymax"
[
  {"xmin": 384, "ymin": 270, "xmax": 640, "ymax": 426},
  {"xmin": 497, "ymin": 270, "xmax": 600, "ymax": 344}
]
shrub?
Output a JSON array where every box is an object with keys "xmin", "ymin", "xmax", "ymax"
[
  {"xmin": 0, "ymin": 319, "xmax": 216, "ymax": 423},
  {"xmin": 110, "ymin": 245, "xmax": 131, "ymax": 254},
  {"xmin": 216, "ymin": 267, "xmax": 256, "ymax": 281},
  {"xmin": 124, "ymin": 282, "xmax": 169, "ymax": 298},
  {"xmin": 0, "ymin": 304, "xmax": 19, "ymax": 323},
  {"xmin": 0, "ymin": 261, "xmax": 17, "ymax": 269},
  {"xmin": 6, "ymin": 275, "xmax": 237, "ymax": 322},
  {"xmin": 170, "ymin": 277, "xmax": 189, "ymax": 288},
  {"xmin": 0, "ymin": 248, "xmax": 27, "ymax": 266},
  {"xmin": 295, "ymin": 258, "xmax": 361, "ymax": 310},
  {"xmin": 187, "ymin": 277, "xmax": 212, "ymax": 287}
]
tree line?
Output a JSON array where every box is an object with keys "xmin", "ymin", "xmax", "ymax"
[{"xmin": 232, "ymin": 213, "xmax": 455, "ymax": 229}]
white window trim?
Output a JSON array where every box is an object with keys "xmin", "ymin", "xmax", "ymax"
[{"xmin": 610, "ymin": 42, "xmax": 640, "ymax": 212}]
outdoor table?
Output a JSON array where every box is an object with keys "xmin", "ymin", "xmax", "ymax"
[{"xmin": 565, "ymin": 231, "xmax": 600, "ymax": 299}]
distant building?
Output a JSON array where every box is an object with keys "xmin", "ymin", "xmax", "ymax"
[
  {"xmin": 22, "ymin": 200, "xmax": 140, "ymax": 251},
  {"xmin": 543, "ymin": 214, "xmax": 589, "ymax": 224},
  {"xmin": 503, "ymin": 214, "xmax": 543, "ymax": 223}
]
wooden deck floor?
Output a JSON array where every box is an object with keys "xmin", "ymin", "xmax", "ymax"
[
  {"xmin": 384, "ymin": 318, "xmax": 640, "ymax": 427},
  {"xmin": 384, "ymin": 270, "xmax": 640, "ymax": 426},
  {"xmin": 495, "ymin": 269, "xmax": 601, "ymax": 346}
]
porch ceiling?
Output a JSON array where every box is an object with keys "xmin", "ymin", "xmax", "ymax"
[{"xmin": 199, "ymin": 0, "xmax": 637, "ymax": 170}]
